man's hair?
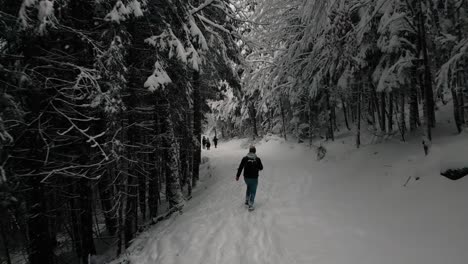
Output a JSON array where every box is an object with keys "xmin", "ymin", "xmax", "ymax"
[{"xmin": 249, "ymin": 146, "xmax": 256, "ymax": 153}]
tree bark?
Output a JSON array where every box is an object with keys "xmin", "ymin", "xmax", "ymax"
[
  {"xmin": 124, "ymin": 79, "xmax": 138, "ymax": 247},
  {"xmin": 280, "ymin": 96, "xmax": 287, "ymax": 140},
  {"xmin": 186, "ymin": 111, "xmax": 193, "ymax": 197},
  {"xmin": 388, "ymin": 92, "xmax": 394, "ymax": 132},
  {"xmin": 418, "ymin": 0, "xmax": 435, "ymax": 139},
  {"xmin": 399, "ymin": 89, "xmax": 406, "ymax": 141},
  {"xmin": 356, "ymin": 83, "xmax": 362, "ymax": 148},
  {"xmin": 27, "ymin": 182, "xmax": 54, "ymax": 264},
  {"xmin": 98, "ymin": 166, "xmax": 117, "ymax": 236},
  {"xmin": 249, "ymin": 101, "xmax": 258, "ymax": 139},
  {"xmin": 0, "ymin": 221, "xmax": 11, "ymax": 264},
  {"xmin": 409, "ymin": 83, "xmax": 420, "ymax": 131},
  {"xmin": 325, "ymin": 91, "xmax": 334, "ymax": 141},
  {"xmin": 78, "ymin": 178, "xmax": 96, "ymax": 264},
  {"xmin": 161, "ymin": 99, "xmax": 185, "ymax": 210},
  {"xmin": 452, "ymin": 89, "xmax": 463, "ymax": 133},
  {"xmin": 149, "ymin": 103, "xmax": 161, "ymax": 218},
  {"xmin": 459, "ymin": 84, "xmax": 466, "ymax": 128},
  {"xmin": 192, "ymin": 71, "xmax": 201, "ymax": 187},
  {"xmin": 380, "ymin": 92, "xmax": 386, "ymax": 132},
  {"xmin": 309, "ymin": 99, "xmax": 313, "ymax": 147},
  {"xmin": 138, "ymin": 161, "xmax": 147, "ymax": 220},
  {"xmin": 341, "ymin": 96, "xmax": 351, "ymax": 131}
]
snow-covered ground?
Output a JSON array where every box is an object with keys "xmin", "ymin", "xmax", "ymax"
[{"xmin": 112, "ymin": 109, "xmax": 468, "ymax": 264}]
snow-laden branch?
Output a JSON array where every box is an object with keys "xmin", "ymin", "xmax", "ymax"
[
  {"xmin": 144, "ymin": 62, "xmax": 172, "ymax": 92},
  {"xmin": 19, "ymin": 0, "xmax": 57, "ymax": 35},
  {"xmin": 104, "ymin": 0, "xmax": 145, "ymax": 23},
  {"xmin": 197, "ymin": 14, "xmax": 232, "ymax": 34},
  {"xmin": 190, "ymin": 0, "xmax": 216, "ymax": 15}
]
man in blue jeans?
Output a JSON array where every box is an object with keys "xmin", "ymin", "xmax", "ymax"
[{"xmin": 236, "ymin": 146, "xmax": 263, "ymax": 210}]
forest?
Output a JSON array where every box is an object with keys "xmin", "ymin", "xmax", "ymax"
[
  {"xmin": 0, "ymin": 0, "xmax": 467, "ymax": 264},
  {"xmin": 211, "ymin": 0, "xmax": 468, "ymax": 146}
]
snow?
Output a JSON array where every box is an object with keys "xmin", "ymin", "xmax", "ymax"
[
  {"xmin": 105, "ymin": 0, "xmax": 145, "ymax": 23},
  {"xmin": 18, "ymin": 0, "xmax": 56, "ymax": 34},
  {"xmin": 38, "ymin": 0, "xmax": 53, "ymax": 22},
  {"xmin": 186, "ymin": 46, "xmax": 202, "ymax": 71},
  {"xmin": 188, "ymin": 16, "xmax": 209, "ymax": 51},
  {"xmin": 127, "ymin": 0, "xmax": 144, "ymax": 17},
  {"xmin": 144, "ymin": 62, "xmax": 172, "ymax": 92},
  {"xmin": 145, "ymin": 30, "xmax": 188, "ymax": 64},
  {"xmin": 19, "ymin": 0, "xmax": 37, "ymax": 27},
  {"xmin": 172, "ymin": 36, "xmax": 188, "ymax": 63},
  {"xmin": 112, "ymin": 112, "xmax": 468, "ymax": 264}
]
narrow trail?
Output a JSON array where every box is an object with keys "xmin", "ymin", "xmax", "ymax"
[{"xmin": 128, "ymin": 136, "xmax": 468, "ymax": 264}]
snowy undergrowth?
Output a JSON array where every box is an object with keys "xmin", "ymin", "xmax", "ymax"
[{"xmin": 106, "ymin": 155, "xmax": 215, "ymax": 264}]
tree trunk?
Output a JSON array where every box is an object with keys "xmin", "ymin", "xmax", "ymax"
[
  {"xmin": 186, "ymin": 112, "xmax": 193, "ymax": 197},
  {"xmin": 280, "ymin": 96, "xmax": 287, "ymax": 140},
  {"xmin": 161, "ymin": 101, "xmax": 185, "ymax": 210},
  {"xmin": 459, "ymin": 85, "xmax": 466, "ymax": 129},
  {"xmin": 309, "ymin": 99, "xmax": 313, "ymax": 147},
  {"xmin": 325, "ymin": 91, "xmax": 334, "ymax": 141},
  {"xmin": 356, "ymin": 84, "xmax": 361, "ymax": 148},
  {"xmin": 70, "ymin": 191, "xmax": 82, "ymax": 259},
  {"xmin": 125, "ymin": 171, "xmax": 137, "ymax": 243},
  {"xmin": 138, "ymin": 162, "xmax": 147, "ymax": 220},
  {"xmin": 399, "ymin": 89, "xmax": 406, "ymax": 141},
  {"xmin": 249, "ymin": 102, "xmax": 258, "ymax": 139},
  {"xmin": 0, "ymin": 216, "xmax": 11, "ymax": 264},
  {"xmin": 78, "ymin": 179, "xmax": 96, "ymax": 264},
  {"xmin": 148, "ymin": 153, "xmax": 159, "ymax": 219},
  {"xmin": 463, "ymin": 86, "xmax": 468, "ymax": 127},
  {"xmin": 342, "ymin": 96, "xmax": 351, "ymax": 131},
  {"xmin": 27, "ymin": 182, "xmax": 54, "ymax": 264},
  {"xmin": 116, "ymin": 184, "xmax": 124, "ymax": 256},
  {"xmin": 371, "ymin": 88, "xmax": 380, "ymax": 130},
  {"xmin": 149, "ymin": 103, "xmax": 161, "ymax": 218},
  {"xmin": 409, "ymin": 83, "xmax": 420, "ymax": 130},
  {"xmin": 388, "ymin": 92, "xmax": 394, "ymax": 132},
  {"xmin": 98, "ymin": 166, "xmax": 117, "ymax": 236},
  {"xmin": 332, "ymin": 104, "xmax": 338, "ymax": 132},
  {"xmin": 192, "ymin": 71, "xmax": 202, "ymax": 187},
  {"xmin": 116, "ymin": 115, "xmax": 127, "ymax": 257},
  {"xmin": 124, "ymin": 82, "xmax": 138, "ymax": 247},
  {"xmin": 369, "ymin": 87, "xmax": 376, "ymax": 131},
  {"xmin": 452, "ymin": 89, "xmax": 463, "ymax": 133},
  {"xmin": 379, "ymin": 92, "xmax": 386, "ymax": 132},
  {"xmin": 418, "ymin": 0, "xmax": 435, "ymax": 139}
]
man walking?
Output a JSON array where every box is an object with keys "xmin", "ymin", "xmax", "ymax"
[{"xmin": 236, "ymin": 146, "xmax": 263, "ymax": 211}]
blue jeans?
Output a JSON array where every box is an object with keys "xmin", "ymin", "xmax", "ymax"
[{"xmin": 244, "ymin": 178, "xmax": 258, "ymax": 205}]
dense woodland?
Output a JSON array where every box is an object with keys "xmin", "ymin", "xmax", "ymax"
[
  {"xmin": 211, "ymin": 0, "xmax": 468, "ymax": 147},
  {"xmin": 0, "ymin": 0, "xmax": 468, "ymax": 264},
  {"xmin": 0, "ymin": 0, "xmax": 244, "ymax": 263}
]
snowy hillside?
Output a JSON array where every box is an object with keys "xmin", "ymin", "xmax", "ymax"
[{"xmin": 111, "ymin": 108, "xmax": 468, "ymax": 264}]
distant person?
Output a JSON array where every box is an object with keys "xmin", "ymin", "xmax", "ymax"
[
  {"xmin": 236, "ymin": 146, "xmax": 263, "ymax": 211},
  {"xmin": 213, "ymin": 136, "xmax": 218, "ymax": 148},
  {"xmin": 206, "ymin": 139, "xmax": 211, "ymax": 150},
  {"xmin": 202, "ymin": 136, "xmax": 206, "ymax": 149}
]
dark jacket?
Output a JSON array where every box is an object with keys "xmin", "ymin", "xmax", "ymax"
[{"xmin": 237, "ymin": 153, "xmax": 263, "ymax": 178}]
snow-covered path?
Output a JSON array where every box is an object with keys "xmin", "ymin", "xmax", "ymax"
[{"xmin": 128, "ymin": 135, "xmax": 468, "ymax": 264}]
